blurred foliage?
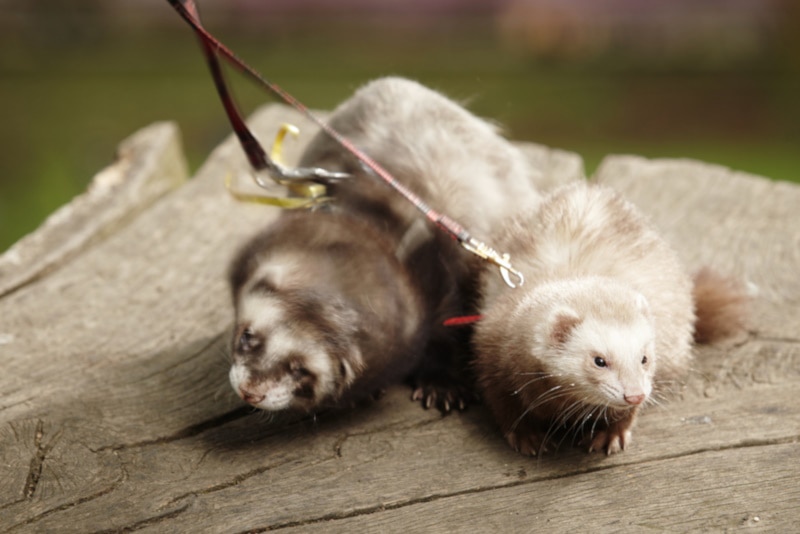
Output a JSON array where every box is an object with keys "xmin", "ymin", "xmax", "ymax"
[{"xmin": 0, "ymin": 0, "xmax": 798, "ymax": 251}]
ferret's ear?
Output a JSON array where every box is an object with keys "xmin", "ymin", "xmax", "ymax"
[
  {"xmin": 338, "ymin": 348, "xmax": 364, "ymax": 394},
  {"xmin": 548, "ymin": 307, "xmax": 582, "ymax": 345},
  {"xmin": 339, "ymin": 359, "xmax": 355, "ymax": 386}
]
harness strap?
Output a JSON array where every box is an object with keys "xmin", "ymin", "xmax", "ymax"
[{"xmin": 442, "ymin": 315, "xmax": 483, "ymax": 327}]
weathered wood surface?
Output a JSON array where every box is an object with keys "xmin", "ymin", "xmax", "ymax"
[
  {"xmin": 1, "ymin": 104, "xmax": 797, "ymax": 533},
  {"xmin": 0, "ymin": 122, "xmax": 189, "ymax": 298}
]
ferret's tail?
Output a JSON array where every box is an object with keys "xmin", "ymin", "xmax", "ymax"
[{"xmin": 692, "ymin": 267, "xmax": 751, "ymax": 344}]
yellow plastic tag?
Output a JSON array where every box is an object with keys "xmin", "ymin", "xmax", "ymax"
[{"xmin": 225, "ymin": 123, "xmax": 330, "ymax": 209}]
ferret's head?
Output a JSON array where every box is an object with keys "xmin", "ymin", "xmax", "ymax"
[
  {"xmin": 532, "ymin": 280, "xmax": 657, "ymax": 410},
  {"xmin": 228, "ymin": 283, "xmax": 364, "ymax": 412}
]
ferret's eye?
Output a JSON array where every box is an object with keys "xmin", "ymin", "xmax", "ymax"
[
  {"xmin": 641, "ymin": 355, "xmax": 648, "ymax": 365},
  {"xmin": 594, "ymin": 356, "xmax": 607, "ymax": 368},
  {"xmin": 237, "ymin": 328, "xmax": 262, "ymax": 354},
  {"xmin": 289, "ymin": 361, "xmax": 311, "ymax": 380}
]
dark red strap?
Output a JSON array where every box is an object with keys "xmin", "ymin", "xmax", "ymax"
[
  {"xmin": 442, "ymin": 315, "xmax": 483, "ymax": 327},
  {"xmin": 166, "ymin": 0, "xmax": 524, "ymax": 289},
  {"xmin": 166, "ymin": 0, "xmax": 471, "ymax": 243}
]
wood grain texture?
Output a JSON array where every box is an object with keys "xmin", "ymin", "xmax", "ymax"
[
  {"xmin": 281, "ymin": 441, "xmax": 799, "ymax": 533},
  {"xmin": 1, "ymin": 104, "xmax": 797, "ymax": 533},
  {"xmin": 0, "ymin": 122, "xmax": 189, "ymax": 298}
]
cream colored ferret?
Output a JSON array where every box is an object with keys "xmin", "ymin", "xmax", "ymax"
[{"xmin": 474, "ymin": 182, "xmax": 749, "ymax": 455}]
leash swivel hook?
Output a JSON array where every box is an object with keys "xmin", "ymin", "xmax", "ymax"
[{"xmin": 460, "ymin": 237, "xmax": 524, "ymax": 289}]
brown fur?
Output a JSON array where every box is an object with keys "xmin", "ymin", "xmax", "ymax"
[
  {"xmin": 229, "ymin": 211, "xmax": 428, "ymax": 411},
  {"xmin": 229, "ymin": 77, "xmax": 541, "ymax": 413},
  {"xmin": 298, "ymin": 77, "xmax": 541, "ymax": 411},
  {"xmin": 692, "ymin": 267, "xmax": 751, "ymax": 344}
]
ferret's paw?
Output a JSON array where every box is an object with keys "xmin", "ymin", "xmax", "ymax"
[
  {"xmin": 410, "ymin": 382, "xmax": 473, "ymax": 414},
  {"xmin": 587, "ymin": 428, "xmax": 632, "ymax": 455},
  {"xmin": 506, "ymin": 430, "xmax": 547, "ymax": 457}
]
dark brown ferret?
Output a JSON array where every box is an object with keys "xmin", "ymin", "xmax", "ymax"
[
  {"xmin": 228, "ymin": 211, "xmax": 427, "ymax": 411},
  {"xmin": 228, "ymin": 77, "xmax": 542, "ymax": 414}
]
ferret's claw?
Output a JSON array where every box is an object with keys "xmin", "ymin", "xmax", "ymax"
[
  {"xmin": 410, "ymin": 380, "xmax": 473, "ymax": 414},
  {"xmin": 588, "ymin": 427, "xmax": 632, "ymax": 455}
]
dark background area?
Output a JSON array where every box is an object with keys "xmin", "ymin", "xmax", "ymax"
[{"xmin": 1, "ymin": 0, "xmax": 798, "ymax": 252}]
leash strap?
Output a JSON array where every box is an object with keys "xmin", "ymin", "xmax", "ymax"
[{"xmin": 166, "ymin": 0, "xmax": 523, "ymax": 288}]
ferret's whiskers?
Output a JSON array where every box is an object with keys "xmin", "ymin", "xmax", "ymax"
[
  {"xmin": 511, "ymin": 373, "xmax": 555, "ymax": 396},
  {"xmin": 509, "ymin": 382, "xmax": 582, "ymax": 451},
  {"xmin": 251, "ymin": 408, "xmax": 276, "ymax": 425},
  {"xmin": 213, "ymin": 341, "xmax": 232, "ymax": 364},
  {"xmin": 571, "ymin": 404, "xmax": 600, "ymax": 444},
  {"xmin": 550, "ymin": 398, "xmax": 581, "ymax": 430},
  {"xmin": 520, "ymin": 388, "xmax": 574, "ymax": 416},
  {"xmin": 645, "ymin": 392, "xmax": 666, "ymax": 409},
  {"xmin": 509, "ymin": 385, "xmax": 570, "ymax": 433},
  {"xmin": 554, "ymin": 405, "xmax": 586, "ymax": 449},
  {"xmin": 588, "ymin": 405, "xmax": 609, "ymax": 440},
  {"xmin": 544, "ymin": 398, "xmax": 586, "ymax": 451},
  {"xmin": 212, "ymin": 382, "xmax": 234, "ymax": 402}
]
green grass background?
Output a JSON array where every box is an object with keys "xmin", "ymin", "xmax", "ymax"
[{"xmin": 1, "ymin": 10, "xmax": 797, "ymax": 252}]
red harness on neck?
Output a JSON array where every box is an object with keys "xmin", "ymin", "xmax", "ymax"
[{"xmin": 442, "ymin": 315, "xmax": 483, "ymax": 327}]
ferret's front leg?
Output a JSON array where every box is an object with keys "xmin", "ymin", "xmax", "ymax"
[
  {"xmin": 408, "ymin": 326, "xmax": 475, "ymax": 414},
  {"xmin": 586, "ymin": 408, "xmax": 638, "ymax": 455}
]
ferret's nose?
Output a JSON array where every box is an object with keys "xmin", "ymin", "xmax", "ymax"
[
  {"xmin": 624, "ymin": 393, "xmax": 645, "ymax": 406},
  {"xmin": 239, "ymin": 387, "xmax": 265, "ymax": 405}
]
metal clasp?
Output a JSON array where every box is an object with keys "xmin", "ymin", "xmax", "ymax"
[{"xmin": 461, "ymin": 237, "xmax": 524, "ymax": 288}]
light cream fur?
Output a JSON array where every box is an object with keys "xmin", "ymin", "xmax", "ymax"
[{"xmin": 475, "ymin": 182, "xmax": 695, "ymax": 454}]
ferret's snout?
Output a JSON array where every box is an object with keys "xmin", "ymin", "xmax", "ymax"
[
  {"xmin": 624, "ymin": 393, "xmax": 645, "ymax": 406},
  {"xmin": 239, "ymin": 387, "xmax": 265, "ymax": 405}
]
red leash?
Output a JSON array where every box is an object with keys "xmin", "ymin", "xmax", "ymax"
[
  {"xmin": 166, "ymin": 0, "xmax": 524, "ymax": 288},
  {"xmin": 442, "ymin": 315, "xmax": 483, "ymax": 327}
]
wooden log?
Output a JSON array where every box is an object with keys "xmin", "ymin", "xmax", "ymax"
[
  {"xmin": 0, "ymin": 104, "xmax": 797, "ymax": 533},
  {"xmin": 278, "ymin": 441, "xmax": 799, "ymax": 532},
  {"xmin": 0, "ymin": 122, "xmax": 189, "ymax": 298}
]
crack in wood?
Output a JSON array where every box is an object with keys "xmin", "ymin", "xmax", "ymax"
[
  {"xmin": 88, "ymin": 503, "xmax": 190, "ymax": 534},
  {"xmin": 0, "ymin": 497, "xmax": 26, "ymax": 512},
  {"xmin": 0, "ymin": 388, "xmax": 27, "ymax": 412},
  {"xmin": 0, "ymin": 397, "xmax": 33, "ymax": 413},
  {"xmin": 22, "ymin": 420, "xmax": 63, "ymax": 500},
  {"xmin": 7, "ymin": 462, "xmax": 128, "ymax": 532},
  {"xmin": 0, "ymin": 271, "xmax": 45, "ymax": 299},
  {"xmin": 158, "ymin": 418, "xmax": 446, "ymax": 508},
  {"xmin": 331, "ymin": 417, "xmax": 442, "ymax": 459},
  {"xmin": 94, "ymin": 406, "xmax": 255, "ymax": 452},
  {"xmin": 163, "ymin": 456, "xmax": 311, "ymax": 509},
  {"xmin": 94, "ymin": 397, "xmax": 440, "ymax": 456},
  {"xmin": 243, "ymin": 435, "xmax": 800, "ymax": 532},
  {"xmin": 134, "ymin": 333, "xmax": 226, "ymax": 383}
]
